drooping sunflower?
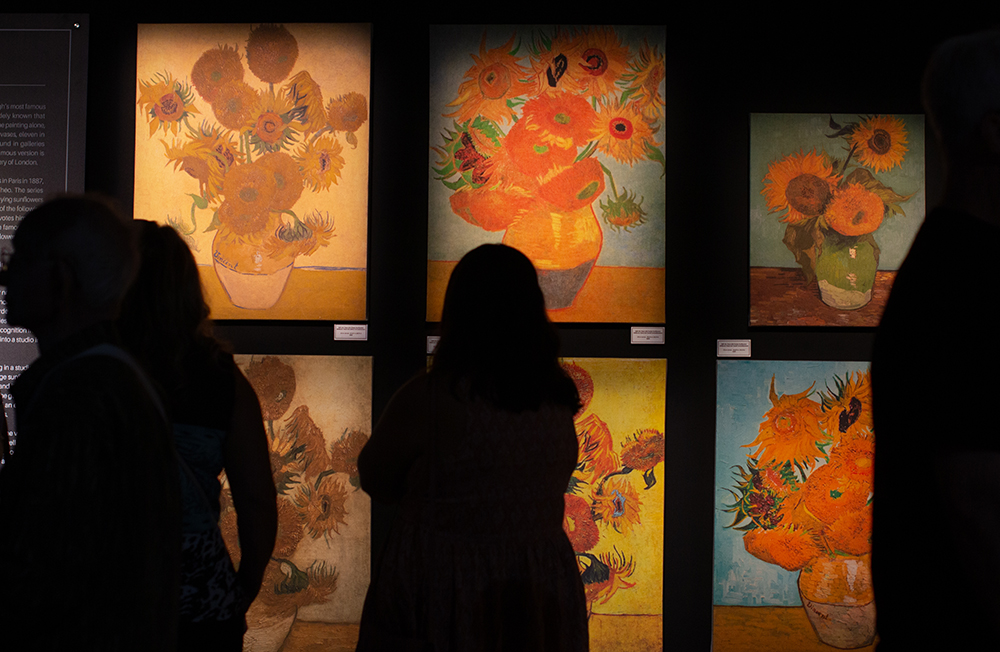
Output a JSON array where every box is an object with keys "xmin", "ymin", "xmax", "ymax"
[
  {"xmin": 575, "ymin": 413, "xmax": 620, "ymax": 485},
  {"xmin": 326, "ymin": 92, "xmax": 368, "ymax": 133},
  {"xmin": 742, "ymin": 524, "xmax": 821, "ymax": 571},
  {"xmin": 246, "ymin": 24, "xmax": 299, "ymax": 84},
  {"xmin": 591, "ymin": 98, "xmax": 660, "ymax": 167},
  {"xmin": 592, "ymin": 474, "xmax": 642, "ymax": 535},
  {"xmin": 212, "ymin": 80, "xmax": 260, "ymax": 131},
  {"xmin": 527, "ymin": 27, "xmax": 585, "ymax": 97},
  {"xmin": 281, "ymin": 404, "xmax": 330, "ymax": 471},
  {"xmin": 283, "ymin": 70, "xmax": 326, "ymax": 134},
  {"xmin": 329, "ymin": 428, "xmax": 370, "ymax": 488},
  {"xmin": 761, "ymin": 150, "xmax": 840, "ymax": 224},
  {"xmin": 138, "ymin": 72, "xmax": 199, "ymax": 136},
  {"xmin": 852, "ymin": 115, "xmax": 908, "ymax": 173},
  {"xmin": 445, "ymin": 32, "xmax": 533, "ymax": 126},
  {"xmin": 744, "ymin": 376, "xmax": 827, "ymax": 470},
  {"xmin": 244, "ymin": 355, "xmax": 296, "ymax": 421},
  {"xmin": 263, "ymin": 210, "xmax": 336, "ymax": 261},
  {"xmin": 562, "ymin": 361, "xmax": 594, "ymax": 417},
  {"xmin": 621, "ymin": 429, "xmax": 665, "ymax": 473},
  {"xmin": 563, "ymin": 493, "xmax": 599, "ymax": 553},
  {"xmin": 191, "ymin": 44, "xmax": 244, "ymax": 103},
  {"xmin": 621, "ymin": 40, "xmax": 665, "ymax": 123},
  {"xmin": 521, "ymin": 92, "xmax": 597, "ymax": 150},
  {"xmin": 292, "ymin": 473, "xmax": 349, "ymax": 541},
  {"xmin": 580, "ymin": 547, "xmax": 636, "ymax": 614},
  {"xmin": 257, "ymin": 151, "xmax": 304, "ymax": 211},
  {"xmin": 823, "ymin": 183, "xmax": 886, "ymax": 236},
  {"xmin": 574, "ymin": 26, "xmax": 631, "ymax": 101},
  {"xmin": 162, "ymin": 127, "xmax": 241, "ymax": 204},
  {"xmin": 820, "ymin": 370, "xmax": 873, "ymax": 443},
  {"xmin": 297, "ymin": 135, "xmax": 345, "ymax": 191}
]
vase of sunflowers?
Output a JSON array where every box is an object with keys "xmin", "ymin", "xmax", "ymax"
[
  {"xmin": 761, "ymin": 115, "xmax": 914, "ymax": 310},
  {"xmin": 433, "ymin": 27, "xmax": 665, "ymax": 310},
  {"xmin": 138, "ymin": 23, "xmax": 367, "ymax": 310},
  {"xmin": 725, "ymin": 369, "xmax": 875, "ymax": 649}
]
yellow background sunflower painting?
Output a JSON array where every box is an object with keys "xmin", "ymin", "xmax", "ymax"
[
  {"xmin": 561, "ymin": 357, "xmax": 665, "ymax": 651},
  {"xmin": 714, "ymin": 360, "xmax": 876, "ymax": 652},
  {"xmin": 135, "ymin": 24, "xmax": 370, "ymax": 320},
  {"xmin": 750, "ymin": 113, "xmax": 925, "ymax": 326},
  {"xmin": 428, "ymin": 26, "xmax": 666, "ymax": 323},
  {"xmin": 225, "ymin": 354, "xmax": 372, "ymax": 650}
]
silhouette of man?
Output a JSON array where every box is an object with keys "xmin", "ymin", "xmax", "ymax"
[
  {"xmin": 873, "ymin": 31, "xmax": 1000, "ymax": 650},
  {"xmin": 0, "ymin": 196, "xmax": 180, "ymax": 651}
]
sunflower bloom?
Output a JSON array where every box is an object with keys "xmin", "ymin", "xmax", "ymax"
[
  {"xmin": 212, "ymin": 80, "xmax": 260, "ymax": 131},
  {"xmin": 563, "ymin": 493, "xmax": 599, "ymax": 553},
  {"xmin": 581, "ymin": 548, "xmax": 636, "ymax": 614},
  {"xmin": 521, "ymin": 93, "xmax": 598, "ymax": 150},
  {"xmin": 621, "ymin": 40, "xmax": 665, "ymax": 123},
  {"xmin": 329, "ymin": 429, "xmax": 370, "ymax": 487},
  {"xmin": 820, "ymin": 370, "xmax": 874, "ymax": 443},
  {"xmin": 527, "ymin": 28, "xmax": 585, "ymax": 97},
  {"xmin": 191, "ymin": 44, "xmax": 244, "ymax": 103},
  {"xmin": 162, "ymin": 129, "xmax": 240, "ymax": 204},
  {"xmin": 297, "ymin": 135, "xmax": 345, "ymax": 191},
  {"xmin": 743, "ymin": 525, "xmax": 821, "ymax": 571},
  {"xmin": 244, "ymin": 356, "xmax": 296, "ymax": 420},
  {"xmin": 828, "ymin": 432, "xmax": 874, "ymax": 487},
  {"xmin": 825, "ymin": 504, "xmax": 872, "ymax": 556},
  {"xmin": 293, "ymin": 473, "xmax": 349, "ymax": 541},
  {"xmin": 281, "ymin": 405, "xmax": 329, "ymax": 471},
  {"xmin": 246, "ymin": 24, "xmax": 299, "ymax": 84},
  {"xmin": 824, "ymin": 183, "xmax": 885, "ymax": 236},
  {"xmin": 326, "ymin": 92, "xmax": 368, "ymax": 133},
  {"xmin": 744, "ymin": 375, "xmax": 827, "ymax": 470},
  {"xmin": 575, "ymin": 27, "xmax": 631, "ymax": 101},
  {"xmin": 221, "ymin": 162, "xmax": 276, "ymax": 231},
  {"xmin": 575, "ymin": 413, "xmax": 620, "ymax": 484},
  {"xmin": 621, "ymin": 429, "xmax": 665, "ymax": 472},
  {"xmin": 138, "ymin": 72, "xmax": 199, "ymax": 136},
  {"xmin": 283, "ymin": 70, "xmax": 327, "ymax": 134},
  {"xmin": 503, "ymin": 117, "xmax": 576, "ymax": 179},
  {"xmin": 257, "ymin": 151, "xmax": 304, "ymax": 211},
  {"xmin": 591, "ymin": 99, "xmax": 660, "ymax": 167},
  {"xmin": 801, "ymin": 463, "xmax": 870, "ymax": 525},
  {"xmin": 761, "ymin": 150, "xmax": 840, "ymax": 224},
  {"xmin": 852, "ymin": 115, "xmax": 908, "ymax": 173},
  {"xmin": 448, "ymin": 183, "xmax": 533, "ymax": 232},
  {"xmin": 592, "ymin": 475, "xmax": 642, "ymax": 535},
  {"xmin": 562, "ymin": 361, "xmax": 594, "ymax": 416},
  {"xmin": 445, "ymin": 32, "xmax": 533, "ymax": 126}
]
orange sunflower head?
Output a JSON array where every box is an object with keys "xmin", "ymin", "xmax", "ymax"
[
  {"xmin": 592, "ymin": 475, "xmax": 642, "ymax": 535},
  {"xmin": 538, "ymin": 157, "xmax": 605, "ymax": 211},
  {"xmin": 245, "ymin": 355, "xmax": 296, "ymax": 420},
  {"xmin": 449, "ymin": 183, "xmax": 532, "ymax": 232},
  {"xmin": 292, "ymin": 473, "xmax": 348, "ymax": 542},
  {"xmin": 823, "ymin": 183, "xmax": 885, "ymax": 236},
  {"xmin": 575, "ymin": 413, "xmax": 620, "ymax": 484},
  {"xmin": 297, "ymin": 135, "xmax": 345, "ymax": 192},
  {"xmin": 561, "ymin": 361, "xmax": 594, "ymax": 417},
  {"xmin": 801, "ymin": 463, "xmax": 870, "ymax": 525},
  {"xmin": 329, "ymin": 428, "xmax": 369, "ymax": 488},
  {"xmin": 821, "ymin": 370, "xmax": 873, "ymax": 443},
  {"xmin": 212, "ymin": 80, "xmax": 260, "ymax": 131},
  {"xmin": 326, "ymin": 92, "xmax": 368, "ymax": 133},
  {"xmin": 521, "ymin": 92, "xmax": 598, "ymax": 151},
  {"xmin": 744, "ymin": 375, "xmax": 827, "ymax": 470},
  {"xmin": 621, "ymin": 429, "xmax": 665, "ymax": 473},
  {"xmin": 621, "ymin": 40, "xmax": 665, "ymax": 123},
  {"xmin": 503, "ymin": 117, "xmax": 577, "ymax": 179},
  {"xmin": 445, "ymin": 32, "xmax": 533, "ymax": 126},
  {"xmin": 563, "ymin": 493, "xmax": 599, "ymax": 553},
  {"xmin": 138, "ymin": 72, "xmax": 199, "ymax": 136},
  {"xmin": 574, "ymin": 26, "xmax": 631, "ymax": 100},
  {"xmin": 528, "ymin": 28, "xmax": 585, "ymax": 97},
  {"xmin": 851, "ymin": 115, "xmax": 908, "ymax": 173},
  {"xmin": 281, "ymin": 404, "xmax": 329, "ymax": 471},
  {"xmin": 591, "ymin": 98, "xmax": 660, "ymax": 167},
  {"xmin": 761, "ymin": 149, "xmax": 840, "ymax": 224},
  {"xmin": 257, "ymin": 151, "xmax": 304, "ymax": 211},
  {"xmin": 743, "ymin": 524, "xmax": 821, "ymax": 571},
  {"xmin": 283, "ymin": 70, "xmax": 326, "ymax": 134},
  {"xmin": 827, "ymin": 431, "xmax": 874, "ymax": 487},
  {"xmin": 191, "ymin": 44, "xmax": 244, "ymax": 103},
  {"xmin": 824, "ymin": 504, "xmax": 872, "ymax": 556},
  {"xmin": 263, "ymin": 209, "xmax": 336, "ymax": 261},
  {"xmin": 246, "ymin": 24, "xmax": 299, "ymax": 84}
]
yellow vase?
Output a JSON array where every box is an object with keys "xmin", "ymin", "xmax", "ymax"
[
  {"xmin": 212, "ymin": 228, "xmax": 294, "ymax": 310},
  {"xmin": 502, "ymin": 202, "xmax": 603, "ymax": 310},
  {"xmin": 798, "ymin": 554, "xmax": 876, "ymax": 649}
]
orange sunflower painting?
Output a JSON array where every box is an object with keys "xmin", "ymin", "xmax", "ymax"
[
  {"xmin": 429, "ymin": 26, "xmax": 666, "ymax": 324},
  {"xmin": 560, "ymin": 357, "xmax": 666, "ymax": 651},
  {"xmin": 135, "ymin": 23, "xmax": 371, "ymax": 320},
  {"xmin": 750, "ymin": 113, "xmax": 925, "ymax": 327},
  {"xmin": 716, "ymin": 360, "xmax": 876, "ymax": 651},
  {"xmin": 225, "ymin": 354, "xmax": 372, "ymax": 649}
]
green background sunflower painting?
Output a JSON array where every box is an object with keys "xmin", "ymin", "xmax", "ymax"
[
  {"xmin": 225, "ymin": 354, "xmax": 372, "ymax": 651},
  {"xmin": 428, "ymin": 25, "xmax": 666, "ymax": 323},
  {"xmin": 749, "ymin": 113, "xmax": 925, "ymax": 326},
  {"xmin": 714, "ymin": 360, "xmax": 876, "ymax": 652},
  {"xmin": 135, "ymin": 24, "xmax": 370, "ymax": 320}
]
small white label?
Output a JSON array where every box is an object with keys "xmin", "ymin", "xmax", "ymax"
[
  {"xmin": 334, "ymin": 324, "xmax": 368, "ymax": 341},
  {"xmin": 426, "ymin": 336, "xmax": 440, "ymax": 354},
  {"xmin": 631, "ymin": 326, "xmax": 665, "ymax": 345},
  {"xmin": 717, "ymin": 339, "xmax": 751, "ymax": 357}
]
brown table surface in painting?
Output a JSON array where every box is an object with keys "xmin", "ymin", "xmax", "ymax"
[
  {"xmin": 750, "ymin": 267, "xmax": 896, "ymax": 327},
  {"xmin": 200, "ymin": 267, "xmax": 366, "ymax": 321},
  {"xmin": 280, "ymin": 615, "xmax": 661, "ymax": 652},
  {"xmin": 428, "ymin": 261, "xmax": 665, "ymax": 323},
  {"xmin": 712, "ymin": 605, "xmax": 877, "ymax": 652}
]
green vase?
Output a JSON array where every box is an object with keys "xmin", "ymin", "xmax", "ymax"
[{"xmin": 815, "ymin": 232, "xmax": 877, "ymax": 310}]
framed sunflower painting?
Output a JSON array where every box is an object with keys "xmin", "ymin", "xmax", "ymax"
[
  {"xmin": 714, "ymin": 360, "xmax": 875, "ymax": 651},
  {"xmin": 749, "ymin": 113, "xmax": 925, "ymax": 326},
  {"xmin": 135, "ymin": 24, "xmax": 370, "ymax": 320},
  {"xmin": 428, "ymin": 26, "xmax": 666, "ymax": 323},
  {"xmin": 561, "ymin": 357, "xmax": 665, "ymax": 651},
  {"xmin": 226, "ymin": 354, "xmax": 371, "ymax": 651}
]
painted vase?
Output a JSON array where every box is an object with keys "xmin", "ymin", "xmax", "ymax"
[
  {"xmin": 815, "ymin": 232, "xmax": 877, "ymax": 310},
  {"xmin": 212, "ymin": 228, "xmax": 294, "ymax": 310},
  {"xmin": 502, "ymin": 202, "xmax": 603, "ymax": 310},
  {"xmin": 798, "ymin": 554, "xmax": 876, "ymax": 649}
]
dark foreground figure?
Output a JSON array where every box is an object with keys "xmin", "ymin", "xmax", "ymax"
[{"xmin": 356, "ymin": 244, "xmax": 589, "ymax": 651}]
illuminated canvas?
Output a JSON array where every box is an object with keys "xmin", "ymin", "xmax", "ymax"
[
  {"xmin": 225, "ymin": 354, "xmax": 371, "ymax": 651},
  {"xmin": 750, "ymin": 113, "xmax": 924, "ymax": 326},
  {"xmin": 135, "ymin": 24, "xmax": 370, "ymax": 320},
  {"xmin": 562, "ymin": 357, "xmax": 665, "ymax": 651},
  {"xmin": 429, "ymin": 26, "xmax": 666, "ymax": 323},
  {"xmin": 714, "ymin": 360, "xmax": 875, "ymax": 651}
]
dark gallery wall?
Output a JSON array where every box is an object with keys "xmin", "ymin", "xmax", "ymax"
[{"xmin": 26, "ymin": 7, "xmax": 989, "ymax": 649}]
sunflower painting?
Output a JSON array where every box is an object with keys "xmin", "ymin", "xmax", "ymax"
[
  {"xmin": 714, "ymin": 360, "xmax": 876, "ymax": 652},
  {"xmin": 135, "ymin": 24, "xmax": 370, "ymax": 320},
  {"xmin": 750, "ymin": 114, "xmax": 925, "ymax": 326},
  {"xmin": 429, "ymin": 26, "xmax": 666, "ymax": 323},
  {"xmin": 561, "ymin": 357, "xmax": 666, "ymax": 651},
  {"xmin": 224, "ymin": 355, "xmax": 372, "ymax": 651}
]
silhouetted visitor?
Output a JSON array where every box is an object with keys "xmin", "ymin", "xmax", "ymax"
[
  {"xmin": 0, "ymin": 196, "xmax": 180, "ymax": 651},
  {"xmin": 873, "ymin": 30, "xmax": 1000, "ymax": 650},
  {"xmin": 116, "ymin": 220, "xmax": 277, "ymax": 651},
  {"xmin": 356, "ymin": 244, "xmax": 589, "ymax": 651}
]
